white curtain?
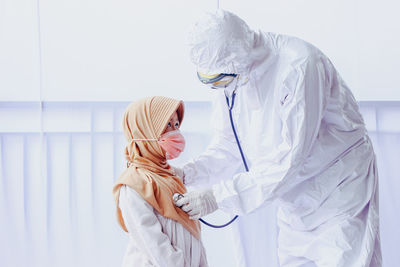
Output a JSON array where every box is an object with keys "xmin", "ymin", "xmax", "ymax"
[{"xmin": 0, "ymin": 101, "xmax": 399, "ymax": 267}]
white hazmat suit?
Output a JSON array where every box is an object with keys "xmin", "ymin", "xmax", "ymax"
[{"xmin": 181, "ymin": 10, "xmax": 381, "ymax": 267}]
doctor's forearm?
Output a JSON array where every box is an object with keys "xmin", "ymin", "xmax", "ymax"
[{"xmin": 183, "ymin": 136, "xmax": 243, "ymax": 187}]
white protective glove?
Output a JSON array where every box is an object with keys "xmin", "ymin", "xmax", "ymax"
[{"xmin": 174, "ymin": 189, "xmax": 218, "ymax": 220}]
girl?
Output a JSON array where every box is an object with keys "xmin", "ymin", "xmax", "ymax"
[{"xmin": 113, "ymin": 96, "xmax": 208, "ymax": 267}]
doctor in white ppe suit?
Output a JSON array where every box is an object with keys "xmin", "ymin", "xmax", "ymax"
[{"xmin": 174, "ymin": 9, "xmax": 381, "ymax": 267}]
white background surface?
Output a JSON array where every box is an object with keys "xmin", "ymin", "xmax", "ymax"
[
  {"xmin": 1, "ymin": 0, "xmax": 400, "ymax": 101},
  {"xmin": 1, "ymin": 0, "xmax": 400, "ymax": 266}
]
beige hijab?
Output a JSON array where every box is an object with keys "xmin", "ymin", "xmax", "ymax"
[{"xmin": 113, "ymin": 96, "xmax": 200, "ymax": 239}]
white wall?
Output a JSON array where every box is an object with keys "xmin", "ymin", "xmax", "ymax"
[
  {"xmin": 0, "ymin": 0, "xmax": 41, "ymax": 101},
  {"xmin": 1, "ymin": 1, "xmax": 400, "ymax": 266},
  {"xmin": 222, "ymin": 0, "xmax": 400, "ymax": 101},
  {"xmin": 1, "ymin": 0, "xmax": 400, "ymax": 101}
]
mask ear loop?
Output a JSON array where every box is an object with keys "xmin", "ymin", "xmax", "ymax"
[{"xmin": 131, "ymin": 139, "xmax": 158, "ymax": 141}]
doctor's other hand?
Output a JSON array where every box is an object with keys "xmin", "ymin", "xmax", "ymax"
[{"xmin": 174, "ymin": 189, "xmax": 218, "ymax": 220}]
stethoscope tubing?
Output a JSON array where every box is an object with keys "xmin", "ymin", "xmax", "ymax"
[{"xmin": 198, "ymin": 91, "xmax": 249, "ymax": 228}]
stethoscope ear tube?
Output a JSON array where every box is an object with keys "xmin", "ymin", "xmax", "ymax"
[
  {"xmin": 198, "ymin": 91, "xmax": 249, "ymax": 228},
  {"xmin": 175, "ymin": 84, "xmax": 248, "ymax": 228}
]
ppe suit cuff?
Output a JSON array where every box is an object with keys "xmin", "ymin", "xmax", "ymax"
[
  {"xmin": 171, "ymin": 166, "xmax": 184, "ymax": 182},
  {"xmin": 182, "ymin": 162, "xmax": 210, "ymax": 187},
  {"xmin": 182, "ymin": 163, "xmax": 196, "ymax": 186},
  {"xmin": 211, "ymin": 178, "xmax": 244, "ymax": 215}
]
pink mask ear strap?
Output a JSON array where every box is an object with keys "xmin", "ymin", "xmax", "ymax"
[{"xmin": 132, "ymin": 138, "xmax": 158, "ymax": 141}]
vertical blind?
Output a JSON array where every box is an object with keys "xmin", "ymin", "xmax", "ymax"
[{"xmin": 0, "ymin": 101, "xmax": 399, "ymax": 267}]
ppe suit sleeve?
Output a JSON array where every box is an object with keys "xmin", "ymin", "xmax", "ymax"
[
  {"xmin": 119, "ymin": 185, "xmax": 185, "ymax": 267},
  {"xmin": 183, "ymin": 94, "xmax": 244, "ymax": 187},
  {"xmin": 213, "ymin": 57, "xmax": 330, "ymax": 215}
]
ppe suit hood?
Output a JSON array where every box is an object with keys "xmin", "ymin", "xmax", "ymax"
[{"xmin": 189, "ymin": 9, "xmax": 264, "ymax": 75}]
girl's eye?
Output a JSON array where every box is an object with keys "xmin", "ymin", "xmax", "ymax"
[
  {"xmin": 168, "ymin": 122, "xmax": 172, "ymax": 127},
  {"xmin": 175, "ymin": 122, "xmax": 179, "ymax": 128}
]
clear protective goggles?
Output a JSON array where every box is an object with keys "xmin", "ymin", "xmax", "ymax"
[{"xmin": 197, "ymin": 72, "xmax": 237, "ymax": 89}]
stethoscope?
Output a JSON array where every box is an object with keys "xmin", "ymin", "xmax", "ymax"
[{"xmin": 175, "ymin": 77, "xmax": 249, "ymax": 228}]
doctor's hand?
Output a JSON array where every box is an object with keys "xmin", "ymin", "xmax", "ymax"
[{"xmin": 174, "ymin": 189, "xmax": 218, "ymax": 220}]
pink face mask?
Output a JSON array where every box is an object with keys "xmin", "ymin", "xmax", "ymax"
[{"xmin": 158, "ymin": 130, "xmax": 186, "ymax": 160}]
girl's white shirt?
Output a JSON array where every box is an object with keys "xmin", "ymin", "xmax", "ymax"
[{"xmin": 118, "ymin": 185, "xmax": 208, "ymax": 267}]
